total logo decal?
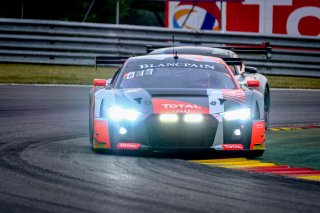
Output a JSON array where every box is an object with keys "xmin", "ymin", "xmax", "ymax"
[
  {"xmin": 152, "ymin": 98, "xmax": 209, "ymax": 114},
  {"xmin": 214, "ymin": 144, "xmax": 244, "ymax": 151},
  {"xmin": 117, "ymin": 143, "xmax": 141, "ymax": 150},
  {"xmin": 162, "ymin": 104, "xmax": 201, "ymax": 109},
  {"xmin": 166, "ymin": 0, "xmax": 319, "ymax": 37},
  {"xmin": 162, "ymin": 103, "xmax": 201, "ymax": 113},
  {"xmin": 168, "ymin": 1, "xmax": 221, "ymax": 30}
]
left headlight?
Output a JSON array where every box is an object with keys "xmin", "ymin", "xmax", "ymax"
[
  {"xmin": 221, "ymin": 108, "xmax": 251, "ymax": 121},
  {"xmin": 109, "ymin": 106, "xmax": 141, "ymax": 121}
]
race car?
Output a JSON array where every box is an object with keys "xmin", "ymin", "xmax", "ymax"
[
  {"xmin": 147, "ymin": 45, "xmax": 271, "ymax": 127},
  {"xmin": 89, "ymin": 54, "xmax": 266, "ymax": 157}
]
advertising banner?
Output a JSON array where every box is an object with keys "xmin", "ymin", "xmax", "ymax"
[
  {"xmin": 167, "ymin": 1, "xmax": 222, "ymax": 31},
  {"xmin": 166, "ymin": 0, "xmax": 320, "ymax": 37}
]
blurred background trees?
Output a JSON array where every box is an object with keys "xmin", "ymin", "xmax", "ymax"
[{"xmin": 0, "ymin": 0, "xmax": 165, "ymax": 26}]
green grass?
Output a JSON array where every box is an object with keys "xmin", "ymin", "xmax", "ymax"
[
  {"xmin": 266, "ymin": 75, "xmax": 320, "ymax": 89},
  {"xmin": 0, "ymin": 63, "xmax": 319, "ymax": 88},
  {"xmin": 261, "ymin": 129, "xmax": 320, "ymax": 170},
  {"xmin": 0, "ymin": 63, "xmax": 117, "ymax": 85}
]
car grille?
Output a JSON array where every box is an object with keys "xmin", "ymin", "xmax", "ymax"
[{"xmin": 145, "ymin": 114, "xmax": 218, "ymax": 148}]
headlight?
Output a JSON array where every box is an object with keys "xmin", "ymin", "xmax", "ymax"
[
  {"xmin": 221, "ymin": 108, "xmax": 251, "ymax": 121},
  {"xmin": 159, "ymin": 114, "xmax": 179, "ymax": 122},
  {"xmin": 184, "ymin": 114, "xmax": 204, "ymax": 123},
  {"xmin": 109, "ymin": 106, "xmax": 141, "ymax": 121}
]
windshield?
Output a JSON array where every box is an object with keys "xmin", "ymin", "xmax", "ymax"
[{"xmin": 115, "ymin": 57, "xmax": 237, "ymax": 89}]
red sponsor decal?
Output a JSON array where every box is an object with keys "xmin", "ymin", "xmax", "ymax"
[
  {"xmin": 94, "ymin": 119, "xmax": 111, "ymax": 148},
  {"xmin": 117, "ymin": 143, "xmax": 141, "ymax": 150},
  {"xmin": 250, "ymin": 121, "xmax": 266, "ymax": 150},
  {"xmin": 222, "ymin": 144, "xmax": 244, "ymax": 150},
  {"xmin": 152, "ymin": 98, "xmax": 209, "ymax": 114}
]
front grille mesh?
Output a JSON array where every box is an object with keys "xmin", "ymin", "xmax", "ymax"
[{"xmin": 145, "ymin": 114, "xmax": 218, "ymax": 148}]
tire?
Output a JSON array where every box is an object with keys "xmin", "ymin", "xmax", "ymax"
[
  {"xmin": 264, "ymin": 87, "xmax": 270, "ymax": 129},
  {"xmin": 89, "ymin": 95, "xmax": 94, "ymax": 145},
  {"xmin": 246, "ymin": 150, "xmax": 264, "ymax": 159},
  {"xmin": 93, "ymin": 148, "xmax": 112, "ymax": 155}
]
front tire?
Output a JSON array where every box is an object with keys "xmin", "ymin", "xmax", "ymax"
[
  {"xmin": 264, "ymin": 87, "xmax": 270, "ymax": 129},
  {"xmin": 89, "ymin": 95, "xmax": 94, "ymax": 145},
  {"xmin": 246, "ymin": 150, "xmax": 264, "ymax": 159}
]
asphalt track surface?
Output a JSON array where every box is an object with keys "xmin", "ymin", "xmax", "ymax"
[{"xmin": 0, "ymin": 85, "xmax": 319, "ymax": 213}]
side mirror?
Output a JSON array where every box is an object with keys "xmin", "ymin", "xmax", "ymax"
[
  {"xmin": 94, "ymin": 79, "xmax": 106, "ymax": 87},
  {"xmin": 245, "ymin": 66, "xmax": 258, "ymax": 74},
  {"xmin": 247, "ymin": 80, "xmax": 260, "ymax": 88}
]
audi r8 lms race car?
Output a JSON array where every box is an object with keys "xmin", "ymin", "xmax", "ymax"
[
  {"xmin": 147, "ymin": 45, "xmax": 271, "ymax": 127},
  {"xmin": 89, "ymin": 54, "xmax": 266, "ymax": 157}
]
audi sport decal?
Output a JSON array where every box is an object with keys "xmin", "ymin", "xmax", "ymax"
[{"xmin": 152, "ymin": 98, "xmax": 209, "ymax": 114}]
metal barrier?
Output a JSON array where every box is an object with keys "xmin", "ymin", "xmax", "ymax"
[{"xmin": 0, "ymin": 18, "xmax": 319, "ymax": 77}]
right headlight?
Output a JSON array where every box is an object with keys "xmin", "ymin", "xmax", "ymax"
[
  {"xmin": 108, "ymin": 106, "xmax": 141, "ymax": 121},
  {"xmin": 221, "ymin": 108, "xmax": 251, "ymax": 121}
]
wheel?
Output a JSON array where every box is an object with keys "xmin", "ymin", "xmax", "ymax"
[
  {"xmin": 246, "ymin": 150, "xmax": 264, "ymax": 159},
  {"xmin": 89, "ymin": 95, "xmax": 94, "ymax": 145},
  {"xmin": 264, "ymin": 87, "xmax": 270, "ymax": 129},
  {"xmin": 93, "ymin": 148, "xmax": 112, "ymax": 154}
]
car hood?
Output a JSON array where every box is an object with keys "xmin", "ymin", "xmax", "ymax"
[{"xmin": 96, "ymin": 88, "xmax": 252, "ymax": 114}]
